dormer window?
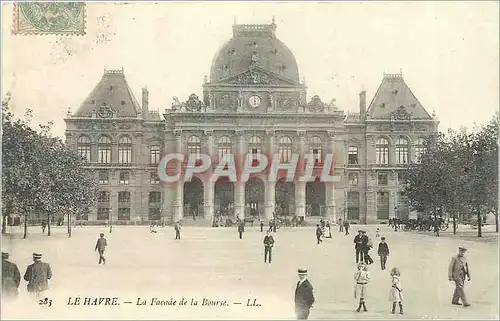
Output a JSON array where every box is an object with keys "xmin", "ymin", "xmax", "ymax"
[
  {"xmin": 380, "ymin": 103, "xmax": 385, "ymax": 108},
  {"xmin": 271, "ymin": 48, "xmax": 278, "ymax": 55},
  {"xmin": 411, "ymin": 103, "xmax": 416, "ymax": 107},
  {"xmin": 121, "ymin": 101, "xmax": 125, "ymax": 106},
  {"xmin": 392, "ymin": 89, "xmax": 398, "ymax": 95},
  {"xmin": 228, "ymin": 48, "xmax": 236, "ymax": 55}
]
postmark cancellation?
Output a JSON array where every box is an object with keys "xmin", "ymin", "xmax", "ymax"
[{"xmin": 13, "ymin": 2, "xmax": 86, "ymax": 35}]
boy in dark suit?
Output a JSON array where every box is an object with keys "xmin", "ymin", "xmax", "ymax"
[
  {"xmin": 377, "ymin": 236, "xmax": 390, "ymax": 270},
  {"xmin": 295, "ymin": 268, "xmax": 315, "ymax": 320},
  {"xmin": 315, "ymin": 224, "xmax": 323, "ymax": 244},
  {"xmin": 263, "ymin": 231, "xmax": 275, "ymax": 263}
]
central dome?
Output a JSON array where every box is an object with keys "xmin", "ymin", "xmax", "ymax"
[{"xmin": 210, "ymin": 21, "xmax": 300, "ymax": 83}]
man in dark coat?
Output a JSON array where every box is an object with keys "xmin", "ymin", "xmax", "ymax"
[
  {"xmin": 315, "ymin": 224, "xmax": 323, "ymax": 244},
  {"xmin": 354, "ymin": 230, "xmax": 363, "ymax": 263},
  {"xmin": 344, "ymin": 220, "xmax": 350, "ymax": 235},
  {"xmin": 377, "ymin": 236, "xmax": 390, "ymax": 270},
  {"xmin": 95, "ymin": 233, "xmax": 107, "ymax": 264},
  {"xmin": 295, "ymin": 268, "xmax": 315, "ymax": 320},
  {"xmin": 174, "ymin": 222, "xmax": 181, "ymax": 240},
  {"xmin": 238, "ymin": 221, "xmax": 245, "ymax": 239},
  {"xmin": 263, "ymin": 231, "xmax": 275, "ymax": 263},
  {"xmin": 448, "ymin": 247, "xmax": 471, "ymax": 307},
  {"xmin": 24, "ymin": 253, "xmax": 52, "ymax": 298},
  {"xmin": 2, "ymin": 252, "xmax": 20, "ymax": 299},
  {"xmin": 361, "ymin": 231, "xmax": 373, "ymax": 264},
  {"xmin": 260, "ymin": 219, "xmax": 264, "ymax": 232}
]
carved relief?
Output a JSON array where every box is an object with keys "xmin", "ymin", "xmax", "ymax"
[
  {"xmin": 390, "ymin": 106, "xmax": 412, "ymax": 121},
  {"xmin": 307, "ymin": 95, "xmax": 325, "ymax": 113},
  {"xmin": 224, "ymin": 69, "xmax": 294, "ymax": 86},
  {"xmin": 185, "ymin": 93, "xmax": 202, "ymax": 112},
  {"xmin": 275, "ymin": 93, "xmax": 297, "ymax": 110},
  {"xmin": 216, "ymin": 92, "xmax": 238, "ymax": 111}
]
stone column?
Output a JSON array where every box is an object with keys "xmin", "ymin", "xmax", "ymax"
[
  {"xmin": 325, "ymin": 130, "xmax": 337, "ymax": 223},
  {"xmin": 295, "ymin": 130, "xmax": 306, "ymax": 218},
  {"xmin": 365, "ymin": 188, "xmax": 377, "ymax": 224},
  {"xmin": 204, "ymin": 131, "xmax": 214, "ymax": 221},
  {"xmin": 173, "ymin": 130, "xmax": 184, "ymax": 222},
  {"xmin": 389, "ymin": 190, "xmax": 396, "ymax": 219},
  {"xmin": 265, "ymin": 130, "xmax": 275, "ymax": 220},
  {"xmin": 234, "ymin": 130, "xmax": 245, "ymax": 219}
]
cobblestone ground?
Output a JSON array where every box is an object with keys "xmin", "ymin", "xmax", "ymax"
[{"xmin": 1, "ymin": 224, "xmax": 498, "ymax": 320}]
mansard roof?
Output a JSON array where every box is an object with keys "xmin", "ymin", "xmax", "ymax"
[
  {"xmin": 366, "ymin": 73, "xmax": 432, "ymax": 120},
  {"xmin": 74, "ymin": 69, "xmax": 141, "ymax": 117}
]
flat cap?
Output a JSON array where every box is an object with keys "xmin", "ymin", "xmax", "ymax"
[
  {"xmin": 298, "ymin": 268, "xmax": 308, "ymax": 274},
  {"xmin": 459, "ymin": 247, "xmax": 467, "ymax": 251},
  {"xmin": 32, "ymin": 253, "xmax": 42, "ymax": 259}
]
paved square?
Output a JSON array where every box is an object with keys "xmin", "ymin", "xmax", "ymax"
[{"xmin": 1, "ymin": 224, "xmax": 498, "ymax": 319}]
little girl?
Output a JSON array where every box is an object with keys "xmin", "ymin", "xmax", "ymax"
[
  {"xmin": 389, "ymin": 267, "xmax": 404, "ymax": 314},
  {"xmin": 354, "ymin": 262, "xmax": 370, "ymax": 312}
]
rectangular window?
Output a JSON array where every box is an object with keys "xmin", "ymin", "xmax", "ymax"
[
  {"xmin": 377, "ymin": 172, "xmax": 388, "ymax": 185},
  {"xmin": 150, "ymin": 146, "xmax": 161, "ymax": 164},
  {"xmin": 348, "ymin": 146, "xmax": 358, "ymax": 164},
  {"xmin": 347, "ymin": 191, "xmax": 360, "ymax": 220},
  {"xmin": 376, "ymin": 147, "xmax": 389, "ymax": 165},
  {"xmin": 397, "ymin": 172, "xmax": 405, "ymax": 185},
  {"xmin": 377, "ymin": 191, "xmax": 390, "ymax": 219},
  {"xmin": 97, "ymin": 208, "xmax": 110, "ymax": 221},
  {"xmin": 78, "ymin": 145, "xmax": 91, "ymax": 162},
  {"xmin": 348, "ymin": 173, "xmax": 358, "ymax": 186},
  {"xmin": 280, "ymin": 148, "xmax": 292, "ymax": 163},
  {"xmin": 148, "ymin": 208, "xmax": 161, "ymax": 221},
  {"xmin": 99, "ymin": 171, "xmax": 109, "ymax": 185},
  {"xmin": 150, "ymin": 172, "xmax": 160, "ymax": 185},
  {"xmin": 119, "ymin": 171, "xmax": 130, "ymax": 185},
  {"xmin": 312, "ymin": 148, "xmax": 321, "ymax": 164},
  {"xmin": 118, "ymin": 191, "xmax": 130, "ymax": 203},
  {"xmin": 118, "ymin": 208, "xmax": 131, "ymax": 221},
  {"xmin": 98, "ymin": 147, "xmax": 111, "ymax": 164},
  {"xmin": 98, "ymin": 191, "xmax": 110, "ymax": 203}
]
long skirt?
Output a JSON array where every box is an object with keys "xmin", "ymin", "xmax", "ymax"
[{"xmin": 354, "ymin": 284, "xmax": 367, "ymax": 299}]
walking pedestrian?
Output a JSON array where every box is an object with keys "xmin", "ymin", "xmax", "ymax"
[
  {"xmin": 260, "ymin": 219, "xmax": 264, "ymax": 232},
  {"xmin": 344, "ymin": 220, "xmax": 350, "ymax": 235},
  {"xmin": 338, "ymin": 218, "xmax": 343, "ymax": 232},
  {"xmin": 263, "ymin": 231, "xmax": 274, "ymax": 263},
  {"xmin": 325, "ymin": 221, "xmax": 332, "ymax": 238},
  {"xmin": 375, "ymin": 227, "xmax": 380, "ymax": 238},
  {"xmin": 448, "ymin": 247, "xmax": 471, "ymax": 307},
  {"xmin": 354, "ymin": 230, "xmax": 363, "ymax": 263},
  {"xmin": 95, "ymin": 233, "xmax": 107, "ymax": 264},
  {"xmin": 315, "ymin": 224, "xmax": 323, "ymax": 244},
  {"xmin": 354, "ymin": 262, "xmax": 370, "ymax": 312},
  {"xmin": 389, "ymin": 267, "xmax": 404, "ymax": 314},
  {"xmin": 294, "ymin": 268, "xmax": 315, "ymax": 320},
  {"xmin": 362, "ymin": 231, "xmax": 374, "ymax": 265},
  {"xmin": 41, "ymin": 221, "xmax": 46, "ymax": 233},
  {"xmin": 174, "ymin": 222, "xmax": 181, "ymax": 240},
  {"xmin": 238, "ymin": 221, "xmax": 245, "ymax": 239},
  {"xmin": 2, "ymin": 252, "xmax": 20, "ymax": 300},
  {"xmin": 24, "ymin": 253, "xmax": 52, "ymax": 298},
  {"xmin": 377, "ymin": 237, "xmax": 390, "ymax": 270}
]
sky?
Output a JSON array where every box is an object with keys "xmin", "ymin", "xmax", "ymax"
[{"xmin": 2, "ymin": 1, "xmax": 499, "ymax": 139}]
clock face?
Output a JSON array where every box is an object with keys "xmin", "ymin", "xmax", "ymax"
[{"xmin": 248, "ymin": 95, "xmax": 261, "ymax": 108}]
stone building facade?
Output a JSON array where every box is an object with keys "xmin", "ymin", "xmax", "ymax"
[{"xmin": 64, "ymin": 21, "xmax": 438, "ymax": 224}]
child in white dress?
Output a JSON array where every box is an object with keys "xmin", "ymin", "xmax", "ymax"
[
  {"xmin": 389, "ymin": 267, "xmax": 404, "ymax": 314},
  {"xmin": 354, "ymin": 262, "xmax": 370, "ymax": 312}
]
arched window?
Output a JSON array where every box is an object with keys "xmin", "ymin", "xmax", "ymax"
[
  {"xmin": 248, "ymin": 136, "xmax": 261, "ymax": 161},
  {"xmin": 309, "ymin": 136, "xmax": 322, "ymax": 164},
  {"xmin": 348, "ymin": 146, "xmax": 358, "ymax": 164},
  {"xmin": 118, "ymin": 136, "xmax": 132, "ymax": 164},
  {"xmin": 279, "ymin": 136, "xmax": 292, "ymax": 163},
  {"xmin": 150, "ymin": 143, "xmax": 161, "ymax": 164},
  {"xmin": 414, "ymin": 138, "xmax": 426, "ymax": 163},
  {"xmin": 395, "ymin": 137, "xmax": 409, "ymax": 165},
  {"xmin": 187, "ymin": 136, "xmax": 201, "ymax": 161},
  {"xmin": 376, "ymin": 138, "xmax": 389, "ymax": 165},
  {"xmin": 218, "ymin": 136, "xmax": 232, "ymax": 160},
  {"xmin": 77, "ymin": 136, "xmax": 91, "ymax": 162},
  {"xmin": 97, "ymin": 136, "xmax": 112, "ymax": 164}
]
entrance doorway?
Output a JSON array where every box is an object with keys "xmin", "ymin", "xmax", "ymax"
[
  {"xmin": 245, "ymin": 177, "xmax": 265, "ymax": 217},
  {"xmin": 183, "ymin": 177, "xmax": 204, "ymax": 217}
]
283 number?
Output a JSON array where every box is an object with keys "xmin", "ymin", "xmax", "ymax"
[{"xmin": 39, "ymin": 297, "xmax": 52, "ymax": 307}]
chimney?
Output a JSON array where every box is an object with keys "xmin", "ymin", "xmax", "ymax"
[
  {"xmin": 359, "ymin": 90, "xmax": 366, "ymax": 116},
  {"xmin": 142, "ymin": 87, "xmax": 149, "ymax": 113}
]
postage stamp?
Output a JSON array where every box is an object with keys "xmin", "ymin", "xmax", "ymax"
[{"xmin": 13, "ymin": 2, "xmax": 86, "ymax": 35}]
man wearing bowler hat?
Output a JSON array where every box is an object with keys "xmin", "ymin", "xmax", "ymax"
[
  {"xmin": 448, "ymin": 247, "xmax": 471, "ymax": 307},
  {"xmin": 294, "ymin": 268, "xmax": 315, "ymax": 320},
  {"xmin": 24, "ymin": 253, "xmax": 52, "ymax": 298},
  {"xmin": 2, "ymin": 252, "xmax": 21, "ymax": 299}
]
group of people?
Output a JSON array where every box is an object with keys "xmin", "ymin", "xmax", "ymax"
[{"xmin": 2, "ymin": 252, "xmax": 52, "ymax": 300}]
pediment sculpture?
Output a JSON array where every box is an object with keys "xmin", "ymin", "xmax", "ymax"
[
  {"xmin": 307, "ymin": 95, "xmax": 325, "ymax": 113},
  {"xmin": 171, "ymin": 94, "xmax": 205, "ymax": 112},
  {"xmin": 221, "ymin": 68, "xmax": 296, "ymax": 86},
  {"xmin": 391, "ymin": 106, "xmax": 412, "ymax": 121}
]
